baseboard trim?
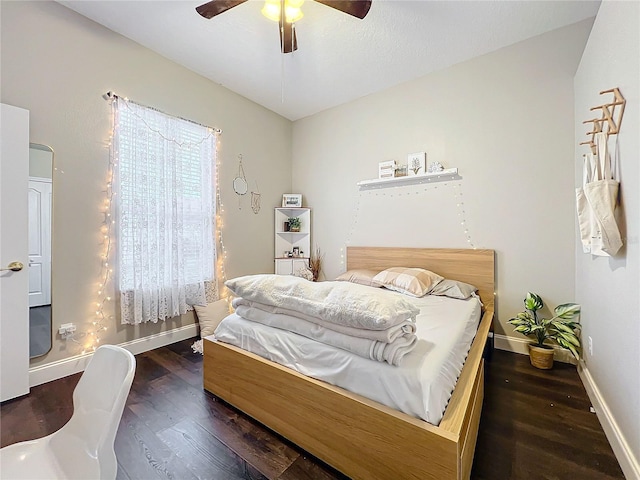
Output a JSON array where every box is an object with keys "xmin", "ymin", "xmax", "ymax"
[
  {"xmin": 578, "ymin": 362, "xmax": 640, "ymax": 480},
  {"xmin": 493, "ymin": 334, "xmax": 576, "ymax": 364},
  {"xmin": 29, "ymin": 324, "xmax": 198, "ymax": 387}
]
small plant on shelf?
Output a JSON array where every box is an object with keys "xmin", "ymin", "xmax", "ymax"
[
  {"xmin": 288, "ymin": 217, "xmax": 301, "ymax": 232},
  {"xmin": 508, "ymin": 292, "xmax": 581, "ymax": 369}
]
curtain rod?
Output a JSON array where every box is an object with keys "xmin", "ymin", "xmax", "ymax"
[{"xmin": 104, "ymin": 91, "xmax": 222, "ymax": 134}]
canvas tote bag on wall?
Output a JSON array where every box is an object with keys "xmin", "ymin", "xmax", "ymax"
[
  {"xmin": 576, "ymin": 153, "xmax": 597, "ymax": 254},
  {"xmin": 576, "ymin": 132, "xmax": 623, "ymax": 256}
]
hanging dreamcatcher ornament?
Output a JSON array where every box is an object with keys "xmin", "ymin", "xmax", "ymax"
[
  {"xmin": 233, "ymin": 154, "xmax": 248, "ymax": 209},
  {"xmin": 251, "ymin": 181, "xmax": 261, "ymax": 214}
]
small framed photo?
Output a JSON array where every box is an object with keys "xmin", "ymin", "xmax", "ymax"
[
  {"xmin": 282, "ymin": 193, "xmax": 302, "ymax": 208},
  {"xmin": 292, "ymin": 246, "xmax": 300, "ymax": 257},
  {"xmin": 407, "ymin": 152, "xmax": 426, "ymax": 176}
]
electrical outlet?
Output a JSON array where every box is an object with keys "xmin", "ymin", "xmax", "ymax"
[
  {"xmin": 58, "ymin": 323, "xmax": 76, "ymax": 338},
  {"xmin": 588, "ymin": 336, "xmax": 593, "ymax": 356}
]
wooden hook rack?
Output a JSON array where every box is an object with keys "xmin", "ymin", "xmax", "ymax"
[
  {"xmin": 580, "ymin": 88, "xmax": 626, "ymax": 155},
  {"xmin": 580, "ymin": 118, "xmax": 602, "ymax": 154}
]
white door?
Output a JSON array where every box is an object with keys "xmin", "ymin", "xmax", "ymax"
[
  {"xmin": 28, "ymin": 178, "xmax": 52, "ymax": 307},
  {"xmin": 0, "ymin": 103, "xmax": 30, "ymax": 402}
]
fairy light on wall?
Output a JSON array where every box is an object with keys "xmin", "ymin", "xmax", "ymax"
[
  {"xmin": 67, "ymin": 92, "xmax": 226, "ymax": 354},
  {"xmin": 340, "ymin": 175, "xmax": 478, "ymax": 270},
  {"xmin": 340, "ymin": 188, "xmax": 364, "ymax": 268},
  {"xmin": 214, "ymin": 134, "xmax": 231, "ymax": 305},
  {"xmin": 84, "ymin": 132, "xmax": 117, "ymax": 352},
  {"xmin": 82, "ymin": 99, "xmax": 120, "ymax": 353},
  {"xmin": 65, "ymin": 98, "xmax": 118, "ymax": 354},
  {"xmin": 452, "ymin": 183, "xmax": 476, "ymax": 249}
]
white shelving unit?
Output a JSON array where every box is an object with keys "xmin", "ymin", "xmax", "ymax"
[
  {"xmin": 274, "ymin": 207, "xmax": 310, "ymax": 275},
  {"xmin": 357, "ymin": 168, "xmax": 459, "ymax": 189}
]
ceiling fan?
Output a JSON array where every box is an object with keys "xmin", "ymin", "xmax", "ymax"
[{"xmin": 196, "ymin": 0, "xmax": 372, "ymax": 54}]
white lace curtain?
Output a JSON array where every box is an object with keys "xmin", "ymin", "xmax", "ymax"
[{"xmin": 112, "ymin": 98, "xmax": 217, "ymax": 324}]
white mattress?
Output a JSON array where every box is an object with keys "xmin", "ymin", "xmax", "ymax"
[{"xmin": 211, "ymin": 293, "xmax": 482, "ymax": 425}]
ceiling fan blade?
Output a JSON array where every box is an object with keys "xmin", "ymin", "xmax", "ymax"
[
  {"xmin": 279, "ymin": 20, "xmax": 298, "ymax": 54},
  {"xmin": 314, "ymin": 0, "xmax": 372, "ymax": 19},
  {"xmin": 195, "ymin": 0, "xmax": 248, "ymax": 19}
]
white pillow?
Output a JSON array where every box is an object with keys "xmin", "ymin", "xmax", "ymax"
[
  {"xmin": 373, "ymin": 267, "xmax": 443, "ymax": 297},
  {"xmin": 194, "ymin": 299, "xmax": 230, "ymax": 338}
]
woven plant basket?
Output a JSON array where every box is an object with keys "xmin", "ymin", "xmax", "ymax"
[{"xmin": 529, "ymin": 344, "xmax": 554, "ymax": 370}]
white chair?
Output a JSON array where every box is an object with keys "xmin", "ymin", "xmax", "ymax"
[{"xmin": 0, "ymin": 345, "xmax": 136, "ymax": 480}]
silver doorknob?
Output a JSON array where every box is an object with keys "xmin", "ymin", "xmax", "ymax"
[{"xmin": 1, "ymin": 261, "xmax": 24, "ymax": 272}]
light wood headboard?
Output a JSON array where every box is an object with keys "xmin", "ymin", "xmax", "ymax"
[{"xmin": 347, "ymin": 247, "xmax": 495, "ymax": 312}]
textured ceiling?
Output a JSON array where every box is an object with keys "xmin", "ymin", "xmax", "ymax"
[{"xmin": 59, "ymin": 0, "xmax": 600, "ymax": 120}]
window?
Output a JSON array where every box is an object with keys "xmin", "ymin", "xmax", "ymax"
[{"xmin": 112, "ymin": 98, "xmax": 217, "ymax": 324}]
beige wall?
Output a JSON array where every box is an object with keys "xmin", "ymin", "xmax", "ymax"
[
  {"xmin": 292, "ymin": 20, "xmax": 593, "ymax": 337},
  {"xmin": 574, "ymin": 0, "xmax": 640, "ymax": 472},
  {"xmin": 1, "ymin": 1, "xmax": 292, "ymax": 367}
]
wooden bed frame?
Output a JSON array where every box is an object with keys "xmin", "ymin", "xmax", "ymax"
[{"xmin": 203, "ymin": 247, "xmax": 495, "ymax": 480}]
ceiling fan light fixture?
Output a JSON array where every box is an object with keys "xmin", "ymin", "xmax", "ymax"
[
  {"xmin": 261, "ymin": 0, "xmax": 304, "ymax": 23},
  {"xmin": 261, "ymin": 0, "xmax": 281, "ymax": 21}
]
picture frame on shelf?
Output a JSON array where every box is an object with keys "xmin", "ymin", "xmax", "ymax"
[
  {"xmin": 282, "ymin": 194, "xmax": 302, "ymax": 208},
  {"xmin": 407, "ymin": 152, "xmax": 426, "ymax": 176}
]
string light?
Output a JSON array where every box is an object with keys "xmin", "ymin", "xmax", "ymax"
[
  {"xmin": 340, "ymin": 174, "xmax": 478, "ymax": 269},
  {"xmin": 86, "ymin": 98, "xmax": 119, "ymax": 349},
  {"xmin": 116, "ymin": 96, "xmax": 221, "ymax": 149},
  {"xmin": 214, "ymin": 134, "xmax": 231, "ymax": 308},
  {"xmin": 68, "ymin": 94, "xmax": 227, "ymax": 354}
]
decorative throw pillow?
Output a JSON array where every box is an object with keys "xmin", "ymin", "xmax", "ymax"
[
  {"xmin": 194, "ymin": 299, "xmax": 230, "ymax": 338},
  {"xmin": 335, "ymin": 269, "xmax": 383, "ymax": 287},
  {"xmin": 373, "ymin": 267, "xmax": 443, "ymax": 297},
  {"xmin": 429, "ymin": 279, "xmax": 477, "ymax": 299},
  {"xmin": 294, "ymin": 266, "xmax": 314, "ymax": 281}
]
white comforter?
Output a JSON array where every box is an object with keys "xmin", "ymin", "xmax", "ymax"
[
  {"xmin": 233, "ymin": 302, "xmax": 416, "ymax": 366},
  {"xmin": 225, "ymin": 275, "xmax": 419, "ymax": 330},
  {"xmin": 231, "ymin": 298, "xmax": 416, "ymax": 343}
]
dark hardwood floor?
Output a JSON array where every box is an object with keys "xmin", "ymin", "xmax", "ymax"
[{"xmin": 1, "ymin": 339, "xmax": 624, "ymax": 479}]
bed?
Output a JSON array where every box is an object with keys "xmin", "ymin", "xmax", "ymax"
[{"xmin": 203, "ymin": 247, "xmax": 495, "ymax": 480}]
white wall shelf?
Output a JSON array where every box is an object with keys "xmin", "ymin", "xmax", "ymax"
[
  {"xmin": 274, "ymin": 207, "xmax": 311, "ymax": 275},
  {"xmin": 357, "ymin": 168, "xmax": 459, "ymax": 189}
]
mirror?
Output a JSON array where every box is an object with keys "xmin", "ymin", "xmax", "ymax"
[
  {"xmin": 28, "ymin": 143, "xmax": 53, "ymax": 358},
  {"xmin": 233, "ymin": 155, "xmax": 248, "ymax": 195},
  {"xmin": 233, "ymin": 176, "xmax": 248, "ymax": 195}
]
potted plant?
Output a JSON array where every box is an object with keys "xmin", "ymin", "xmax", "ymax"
[
  {"xmin": 508, "ymin": 292, "xmax": 581, "ymax": 369},
  {"xmin": 288, "ymin": 217, "xmax": 301, "ymax": 232}
]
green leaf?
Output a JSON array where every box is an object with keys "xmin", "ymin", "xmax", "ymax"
[
  {"xmin": 552, "ymin": 322, "xmax": 574, "ymax": 334},
  {"xmin": 566, "ymin": 342, "xmax": 580, "ymax": 360},
  {"xmin": 550, "ymin": 332, "xmax": 581, "ymax": 359},
  {"xmin": 508, "ymin": 311, "xmax": 534, "ymax": 327},
  {"xmin": 524, "ymin": 292, "xmax": 543, "ymax": 312},
  {"xmin": 559, "ymin": 332, "xmax": 580, "ymax": 347},
  {"xmin": 554, "ymin": 303, "xmax": 580, "ymax": 319}
]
